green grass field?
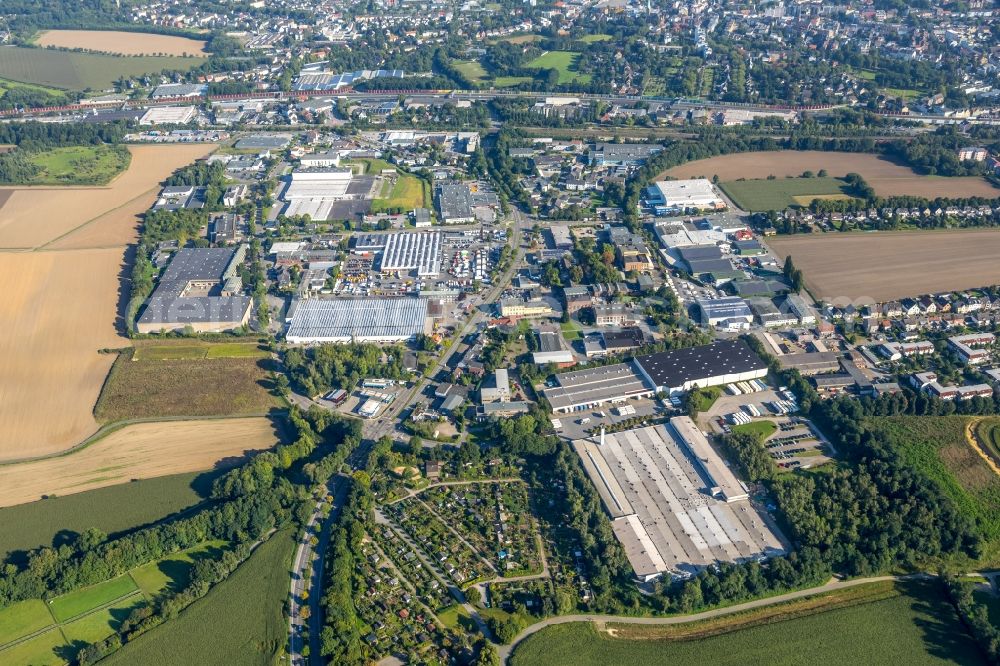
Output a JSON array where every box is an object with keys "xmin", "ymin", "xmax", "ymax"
[
  {"xmin": 732, "ymin": 420, "xmax": 778, "ymax": 440},
  {"xmin": 15, "ymin": 145, "xmax": 132, "ymax": 186},
  {"xmin": 130, "ymin": 541, "xmax": 228, "ymax": 598},
  {"xmin": 578, "ymin": 34, "xmax": 613, "ymax": 43},
  {"xmin": 102, "ymin": 530, "xmax": 295, "ymax": 666},
  {"xmin": 511, "ymin": 580, "xmax": 984, "ymax": 666},
  {"xmin": 719, "ymin": 177, "xmax": 853, "ymax": 211},
  {"xmin": 371, "ymin": 174, "xmax": 430, "ymax": 213},
  {"xmin": 454, "ymin": 60, "xmax": 488, "ymax": 84},
  {"xmin": 132, "ymin": 340, "xmax": 270, "ymax": 361},
  {"xmin": 974, "ymin": 419, "xmax": 1000, "ymax": 464},
  {"xmin": 494, "ymin": 76, "xmax": 533, "ymax": 87},
  {"xmin": 0, "ymin": 628, "xmax": 66, "ymax": 666},
  {"xmin": 94, "ymin": 349, "xmax": 282, "ymax": 422},
  {"xmin": 0, "ymin": 77, "xmax": 67, "ymax": 102},
  {"xmin": 0, "ymin": 600, "xmax": 54, "ymax": 647},
  {"xmin": 0, "ymin": 46, "xmax": 204, "ymax": 91},
  {"xmin": 526, "ymin": 51, "xmax": 590, "ymax": 85},
  {"xmin": 874, "ymin": 416, "xmax": 1000, "ymax": 542},
  {"xmin": 60, "ymin": 593, "xmax": 146, "ymax": 645},
  {"xmin": 48, "ymin": 575, "xmax": 139, "ymax": 623},
  {"xmin": 344, "ymin": 157, "xmax": 395, "ymax": 175},
  {"xmin": 0, "ymin": 472, "xmax": 211, "ymax": 565}
]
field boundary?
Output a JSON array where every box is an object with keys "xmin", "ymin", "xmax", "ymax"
[
  {"xmin": 966, "ymin": 419, "xmax": 1000, "ymax": 476},
  {"xmin": 0, "ymin": 413, "xmax": 288, "ymax": 468}
]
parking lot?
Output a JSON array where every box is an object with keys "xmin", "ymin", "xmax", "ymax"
[
  {"xmin": 760, "ymin": 417, "xmax": 833, "ymax": 470},
  {"xmin": 551, "ymin": 397, "xmax": 666, "ymax": 441}
]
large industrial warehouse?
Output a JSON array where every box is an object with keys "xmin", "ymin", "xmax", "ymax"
[
  {"xmin": 282, "ymin": 169, "xmax": 376, "ymax": 219},
  {"xmin": 573, "ymin": 417, "xmax": 786, "ymax": 581},
  {"xmin": 645, "ymin": 178, "xmax": 727, "ymax": 212},
  {"xmin": 544, "ymin": 340, "xmax": 768, "ymax": 413},
  {"xmin": 285, "ymin": 297, "xmax": 430, "ymax": 343},
  {"xmin": 380, "ymin": 231, "xmax": 442, "ymax": 277}
]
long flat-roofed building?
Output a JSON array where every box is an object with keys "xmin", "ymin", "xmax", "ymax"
[
  {"xmin": 283, "ymin": 169, "xmax": 364, "ymax": 219},
  {"xmin": 573, "ymin": 417, "xmax": 785, "ymax": 581},
  {"xmin": 634, "ymin": 339, "xmax": 767, "ymax": 395},
  {"xmin": 286, "ymin": 297, "xmax": 429, "ymax": 343},
  {"xmin": 380, "ymin": 232, "xmax": 442, "ymax": 276},
  {"xmin": 544, "ymin": 363, "xmax": 655, "ymax": 413},
  {"xmin": 137, "ymin": 246, "xmax": 251, "ymax": 334},
  {"xmin": 645, "ymin": 178, "xmax": 726, "ymax": 212}
]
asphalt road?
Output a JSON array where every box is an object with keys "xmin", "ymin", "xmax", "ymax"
[{"xmin": 288, "ymin": 475, "xmax": 349, "ymax": 666}]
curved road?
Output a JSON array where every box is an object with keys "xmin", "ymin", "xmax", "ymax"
[{"xmin": 497, "ymin": 574, "xmax": 916, "ymax": 663}]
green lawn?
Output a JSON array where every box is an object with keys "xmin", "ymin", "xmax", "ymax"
[
  {"xmin": 0, "ymin": 472, "xmax": 211, "ymax": 566},
  {"xmin": 578, "ymin": 34, "xmax": 613, "ymax": 43},
  {"xmin": 371, "ymin": 173, "xmax": 430, "ymax": 213},
  {"xmin": 60, "ymin": 593, "xmax": 146, "ymax": 645},
  {"xmin": 454, "ymin": 60, "xmax": 488, "ymax": 83},
  {"xmin": 511, "ymin": 580, "xmax": 985, "ymax": 666},
  {"xmin": 102, "ymin": 530, "xmax": 295, "ymax": 666},
  {"xmin": 719, "ymin": 177, "xmax": 855, "ymax": 211},
  {"xmin": 689, "ymin": 386, "xmax": 722, "ymax": 413},
  {"xmin": 0, "ymin": 628, "xmax": 66, "ymax": 666},
  {"xmin": 131, "ymin": 541, "xmax": 228, "ymax": 598},
  {"xmin": 344, "ymin": 157, "xmax": 396, "ymax": 175},
  {"xmin": 0, "ymin": 600, "xmax": 54, "ymax": 646},
  {"xmin": 133, "ymin": 340, "xmax": 270, "ymax": 360},
  {"xmin": 0, "ymin": 46, "xmax": 204, "ymax": 91},
  {"xmin": 732, "ymin": 420, "xmax": 778, "ymax": 441},
  {"xmin": 494, "ymin": 76, "xmax": 533, "ymax": 87},
  {"xmin": 16, "ymin": 145, "xmax": 132, "ymax": 186},
  {"xmin": 48, "ymin": 575, "xmax": 139, "ymax": 623},
  {"xmin": 526, "ymin": 51, "xmax": 590, "ymax": 85}
]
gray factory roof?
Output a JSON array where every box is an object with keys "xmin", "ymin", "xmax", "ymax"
[
  {"xmin": 380, "ymin": 232, "xmax": 442, "ymax": 276},
  {"xmin": 137, "ymin": 247, "xmax": 248, "ymax": 326},
  {"xmin": 544, "ymin": 362, "xmax": 654, "ymax": 411},
  {"xmin": 138, "ymin": 295, "xmax": 252, "ymax": 326},
  {"xmin": 435, "ymin": 181, "xmax": 474, "ymax": 220},
  {"xmin": 635, "ymin": 340, "xmax": 766, "ymax": 390},
  {"xmin": 235, "ymin": 135, "xmax": 291, "ymax": 150},
  {"xmin": 286, "ymin": 297, "xmax": 428, "ymax": 342}
]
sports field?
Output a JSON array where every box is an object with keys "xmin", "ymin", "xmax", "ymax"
[
  {"xmin": 0, "ymin": 472, "xmax": 210, "ymax": 563},
  {"xmin": 0, "ymin": 417, "xmax": 282, "ymax": 508},
  {"xmin": 526, "ymin": 51, "xmax": 591, "ymax": 84},
  {"xmin": 371, "ymin": 173, "xmax": 431, "ymax": 213},
  {"xmin": 0, "ymin": 46, "xmax": 205, "ymax": 91},
  {"xmin": 0, "ymin": 541, "xmax": 227, "ymax": 664},
  {"xmin": 35, "ymin": 30, "xmax": 207, "ymax": 57},
  {"xmin": 719, "ymin": 177, "xmax": 853, "ymax": 210},
  {"xmin": 766, "ymin": 229, "xmax": 1000, "ymax": 302},
  {"xmin": 511, "ymin": 580, "xmax": 984, "ymax": 666},
  {"xmin": 454, "ymin": 60, "xmax": 489, "ymax": 84},
  {"xmin": 662, "ymin": 150, "xmax": 1000, "ymax": 199},
  {"xmin": 0, "ymin": 144, "xmax": 214, "ymax": 462},
  {"xmin": 102, "ymin": 530, "xmax": 295, "ymax": 666}
]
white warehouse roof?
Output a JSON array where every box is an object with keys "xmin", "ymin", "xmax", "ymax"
[{"xmin": 286, "ymin": 297, "xmax": 429, "ymax": 343}]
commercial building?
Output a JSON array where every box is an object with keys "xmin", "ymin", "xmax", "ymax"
[
  {"xmin": 152, "ymin": 185, "xmax": 206, "ymax": 211},
  {"xmin": 139, "ymin": 106, "xmax": 198, "ymax": 126},
  {"xmin": 698, "ymin": 297, "xmax": 754, "ymax": 329},
  {"xmin": 480, "ymin": 368, "xmax": 511, "ymax": 403},
  {"xmin": 136, "ymin": 246, "xmax": 251, "ymax": 334},
  {"xmin": 283, "ymin": 169, "xmax": 357, "ymax": 219},
  {"xmin": 573, "ymin": 418, "xmax": 784, "ymax": 581},
  {"xmin": 209, "ymin": 213, "xmax": 244, "ymax": 245},
  {"xmin": 546, "ymin": 340, "xmax": 768, "ymax": 411},
  {"xmin": 532, "ymin": 325, "xmax": 575, "ymax": 365},
  {"xmin": 435, "ymin": 182, "xmax": 475, "ymax": 224},
  {"xmin": 645, "ymin": 179, "xmax": 726, "ymax": 213},
  {"xmin": 150, "ymin": 83, "xmax": 206, "ymax": 98},
  {"xmin": 589, "ymin": 142, "xmax": 663, "ymax": 167},
  {"xmin": 634, "ymin": 339, "xmax": 768, "ymax": 395},
  {"xmin": 379, "ymin": 232, "xmax": 442, "ymax": 277},
  {"xmin": 594, "ymin": 304, "xmax": 636, "ymax": 326},
  {"xmin": 584, "ymin": 327, "xmax": 646, "ymax": 358},
  {"xmin": 235, "ymin": 135, "xmax": 291, "ymax": 151},
  {"xmin": 285, "ymin": 297, "xmax": 429, "ymax": 343},
  {"xmin": 299, "ymin": 150, "xmax": 342, "ymax": 168},
  {"xmin": 562, "ymin": 286, "xmax": 592, "ymax": 313},
  {"xmin": 499, "ymin": 298, "xmax": 554, "ymax": 319}
]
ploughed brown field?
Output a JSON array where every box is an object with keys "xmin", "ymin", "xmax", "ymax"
[
  {"xmin": 661, "ymin": 150, "xmax": 1000, "ymax": 199},
  {"xmin": 0, "ymin": 417, "xmax": 281, "ymax": 508},
  {"xmin": 0, "ymin": 144, "xmax": 215, "ymax": 461},
  {"xmin": 767, "ymin": 229, "xmax": 1000, "ymax": 303},
  {"xmin": 35, "ymin": 30, "xmax": 207, "ymax": 57}
]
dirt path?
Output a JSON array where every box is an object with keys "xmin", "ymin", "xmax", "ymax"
[{"xmin": 964, "ymin": 419, "xmax": 1000, "ymax": 476}]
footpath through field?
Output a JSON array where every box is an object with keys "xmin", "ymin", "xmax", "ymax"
[{"xmin": 497, "ymin": 574, "xmax": 921, "ymax": 663}]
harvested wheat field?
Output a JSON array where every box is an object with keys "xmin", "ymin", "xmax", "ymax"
[
  {"xmin": 662, "ymin": 151, "xmax": 1000, "ymax": 199},
  {"xmin": 35, "ymin": 30, "xmax": 207, "ymax": 57},
  {"xmin": 0, "ymin": 143, "xmax": 215, "ymax": 250},
  {"xmin": 0, "ymin": 417, "xmax": 281, "ymax": 508},
  {"xmin": 0, "ymin": 144, "xmax": 215, "ymax": 461},
  {"xmin": 768, "ymin": 229, "xmax": 1000, "ymax": 303}
]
